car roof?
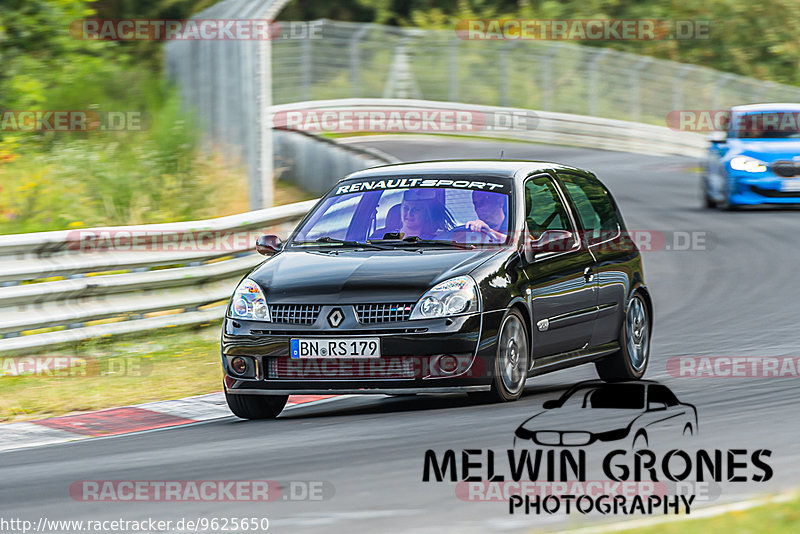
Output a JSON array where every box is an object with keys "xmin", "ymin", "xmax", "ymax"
[
  {"xmin": 343, "ymin": 159, "xmax": 592, "ymax": 182},
  {"xmin": 731, "ymin": 103, "xmax": 800, "ymax": 113},
  {"xmin": 562, "ymin": 379, "xmax": 660, "ymax": 392}
]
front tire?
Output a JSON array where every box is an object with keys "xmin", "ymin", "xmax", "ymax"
[
  {"xmin": 225, "ymin": 390, "xmax": 288, "ymax": 420},
  {"xmin": 701, "ymin": 178, "xmax": 717, "ymax": 208},
  {"xmin": 595, "ymin": 293, "xmax": 650, "ymax": 381},
  {"xmin": 484, "ymin": 309, "xmax": 530, "ymax": 402},
  {"xmin": 717, "ymin": 177, "xmax": 740, "ymax": 211}
]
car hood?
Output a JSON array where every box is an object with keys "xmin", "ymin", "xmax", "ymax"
[
  {"xmin": 727, "ymin": 139, "xmax": 800, "ymax": 162},
  {"xmin": 249, "ymin": 248, "xmax": 502, "ymax": 304},
  {"xmin": 517, "ymin": 408, "xmax": 642, "ymax": 434}
]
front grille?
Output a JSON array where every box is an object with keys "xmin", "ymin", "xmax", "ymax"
[
  {"xmin": 251, "ymin": 328, "xmax": 428, "ymax": 336},
  {"xmin": 772, "ymin": 160, "xmax": 799, "ymax": 177},
  {"xmin": 270, "ymin": 305, "xmax": 322, "ymax": 325},
  {"xmin": 749, "ymin": 185, "xmax": 800, "ymax": 198},
  {"xmin": 534, "ymin": 431, "xmax": 592, "ymax": 446},
  {"xmin": 355, "ymin": 303, "xmax": 413, "ymax": 324},
  {"xmin": 269, "ymin": 357, "xmax": 416, "ymax": 380}
]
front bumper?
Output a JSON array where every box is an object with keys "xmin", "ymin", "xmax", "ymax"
[
  {"xmin": 727, "ymin": 171, "xmax": 800, "ymax": 205},
  {"xmin": 221, "ymin": 308, "xmax": 505, "ymax": 394}
]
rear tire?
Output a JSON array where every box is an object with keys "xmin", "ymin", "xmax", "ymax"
[
  {"xmin": 595, "ymin": 293, "xmax": 650, "ymax": 381},
  {"xmin": 225, "ymin": 391, "xmax": 288, "ymax": 419},
  {"xmin": 483, "ymin": 309, "xmax": 530, "ymax": 402}
]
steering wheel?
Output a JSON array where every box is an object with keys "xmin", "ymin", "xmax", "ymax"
[{"xmin": 446, "ymin": 224, "xmax": 501, "ymax": 244}]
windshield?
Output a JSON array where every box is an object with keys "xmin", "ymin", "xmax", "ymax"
[
  {"xmin": 560, "ymin": 384, "xmax": 645, "ymax": 410},
  {"xmin": 728, "ymin": 111, "xmax": 800, "ymax": 139},
  {"xmin": 291, "ymin": 180, "xmax": 512, "ymax": 247}
]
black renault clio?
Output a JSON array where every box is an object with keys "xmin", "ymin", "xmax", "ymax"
[{"xmin": 222, "ymin": 161, "xmax": 652, "ymax": 419}]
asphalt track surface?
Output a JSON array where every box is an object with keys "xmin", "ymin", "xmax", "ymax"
[{"xmin": 3, "ymin": 137, "xmax": 800, "ymax": 533}]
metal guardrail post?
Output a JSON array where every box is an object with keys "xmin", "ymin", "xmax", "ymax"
[
  {"xmin": 499, "ymin": 42, "xmax": 516, "ymax": 107},
  {"xmin": 672, "ymin": 65, "xmax": 693, "ymax": 116},
  {"xmin": 588, "ymin": 48, "xmax": 612, "ymax": 117},
  {"xmin": 629, "ymin": 58, "xmax": 653, "ymax": 122},
  {"xmin": 349, "ymin": 25, "xmax": 371, "ymax": 98},
  {"xmin": 540, "ymin": 45, "xmax": 557, "ymax": 111},
  {"xmin": 448, "ymin": 37, "xmax": 460, "ymax": 102}
]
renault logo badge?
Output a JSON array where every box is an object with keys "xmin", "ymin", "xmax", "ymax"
[{"xmin": 328, "ymin": 308, "xmax": 344, "ymax": 328}]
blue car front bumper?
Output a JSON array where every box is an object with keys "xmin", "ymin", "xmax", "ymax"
[{"xmin": 726, "ymin": 171, "xmax": 800, "ymax": 205}]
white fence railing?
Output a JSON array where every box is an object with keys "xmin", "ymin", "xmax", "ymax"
[
  {"xmin": 271, "ymin": 98, "xmax": 708, "ymax": 159},
  {"xmin": 0, "ymin": 201, "xmax": 316, "ymax": 354},
  {"xmin": 1, "ymin": 102, "xmax": 707, "ymax": 354}
]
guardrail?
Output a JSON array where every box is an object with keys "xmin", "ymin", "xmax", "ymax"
[
  {"xmin": 271, "ymin": 98, "xmax": 707, "ymax": 169},
  {"xmin": 1, "ymin": 101, "xmax": 707, "ymax": 354},
  {"xmin": 0, "ymin": 201, "xmax": 316, "ymax": 354}
]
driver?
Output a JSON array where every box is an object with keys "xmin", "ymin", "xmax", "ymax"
[{"xmin": 466, "ymin": 190, "xmax": 507, "ymax": 242}]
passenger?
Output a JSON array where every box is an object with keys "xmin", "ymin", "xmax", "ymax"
[{"xmin": 400, "ymin": 195, "xmax": 439, "ymax": 239}]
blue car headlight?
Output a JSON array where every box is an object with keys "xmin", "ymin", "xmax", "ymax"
[{"xmin": 729, "ymin": 156, "xmax": 768, "ymax": 173}]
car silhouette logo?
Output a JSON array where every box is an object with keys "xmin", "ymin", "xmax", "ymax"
[
  {"xmin": 513, "ymin": 380, "xmax": 698, "ymax": 449},
  {"xmin": 327, "ymin": 308, "xmax": 344, "ymax": 328}
]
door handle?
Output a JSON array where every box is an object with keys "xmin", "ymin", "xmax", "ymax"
[{"xmin": 583, "ymin": 267, "xmax": 595, "ymax": 283}]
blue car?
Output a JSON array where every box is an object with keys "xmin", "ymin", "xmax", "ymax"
[{"xmin": 702, "ymin": 103, "xmax": 800, "ymax": 209}]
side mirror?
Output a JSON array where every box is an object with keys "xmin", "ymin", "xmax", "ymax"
[
  {"xmin": 708, "ymin": 131, "xmax": 727, "ymax": 144},
  {"xmin": 531, "ymin": 229, "xmax": 574, "ymax": 254},
  {"xmin": 647, "ymin": 401, "xmax": 667, "ymax": 412},
  {"xmin": 255, "ymin": 234, "xmax": 282, "ymax": 255},
  {"xmin": 542, "ymin": 399, "xmax": 561, "ymax": 409}
]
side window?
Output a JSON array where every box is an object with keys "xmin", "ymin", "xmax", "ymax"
[
  {"xmin": 558, "ymin": 173, "xmax": 620, "ymax": 244},
  {"xmin": 648, "ymin": 385, "xmax": 679, "ymax": 407},
  {"xmin": 524, "ymin": 175, "xmax": 572, "ymax": 239}
]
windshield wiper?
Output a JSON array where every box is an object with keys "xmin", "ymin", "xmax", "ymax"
[
  {"xmin": 292, "ymin": 237, "xmax": 392, "ymax": 250},
  {"xmin": 372, "ymin": 236, "xmax": 476, "ymax": 250}
]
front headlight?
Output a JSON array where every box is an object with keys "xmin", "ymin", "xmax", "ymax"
[
  {"xmin": 729, "ymin": 156, "xmax": 768, "ymax": 173},
  {"xmin": 229, "ymin": 278, "xmax": 270, "ymax": 321},
  {"xmin": 409, "ymin": 276, "xmax": 480, "ymax": 320}
]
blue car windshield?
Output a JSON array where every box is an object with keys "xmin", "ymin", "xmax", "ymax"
[
  {"xmin": 729, "ymin": 111, "xmax": 800, "ymax": 139},
  {"xmin": 291, "ymin": 185, "xmax": 511, "ymax": 246}
]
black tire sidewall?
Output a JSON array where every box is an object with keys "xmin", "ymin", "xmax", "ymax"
[{"xmin": 491, "ymin": 309, "xmax": 529, "ymax": 402}]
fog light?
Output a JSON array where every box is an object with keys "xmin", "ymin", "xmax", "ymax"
[
  {"xmin": 439, "ymin": 354, "xmax": 458, "ymax": 374},
  {"xmin": 230, "ymin": 357, "xmax": 248, "ymax": 375}
]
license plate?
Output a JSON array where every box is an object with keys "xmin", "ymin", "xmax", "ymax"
[
  {"xmin": 290, "ymin": 338, "xmax": 381, "ymax": 359},
  {"xmin": 781, "ymin": 179, "xmax": 800, "ymax": 192}
]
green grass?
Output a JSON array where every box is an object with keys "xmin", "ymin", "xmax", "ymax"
[
  {"xmin": 0, "ymin": 324, "xmax": 224, "ymax": 423},
  {"xmin": 612, "ymin": 493, "xmax": 800, "ymax": 534}
]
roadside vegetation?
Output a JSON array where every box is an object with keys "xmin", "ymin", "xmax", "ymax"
[
  {"xmin": 2, "ymin": 0, "xmax": 798, "ymax": 234},
  {"xmin": 0, "ymin": 324, "xmax": 223, "ymax": 422},
  {"xmin": 282, "ymin": 0, "xmax": 800, "ymax": 88},
  {"xmin": 0, "ymin": 0, "xmax": 248, "ymax": 234},
  {"xmin": 614, "ymin": 493, "xmax": 800, "ymax": 534}
]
